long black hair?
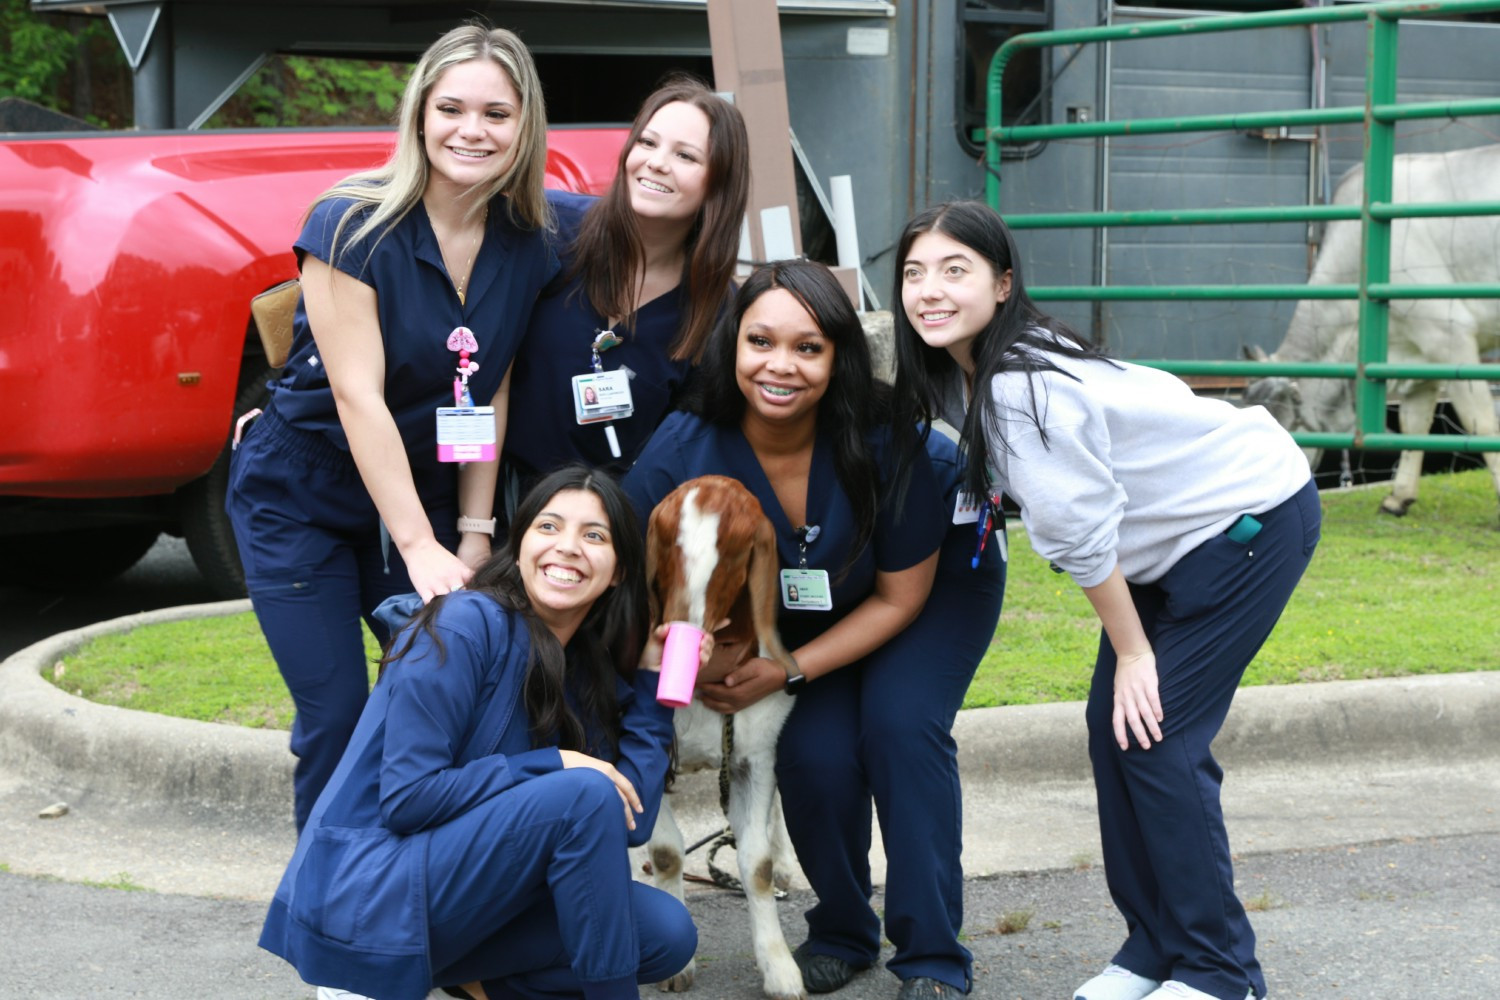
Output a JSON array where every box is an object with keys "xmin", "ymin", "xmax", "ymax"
[
  {"xmin": 383, "ymin": 466, "xmax": 649, "ymax": 756},
  {"xmin": 680, "ymin": 259, "xmax": 894, "ymax": 571},
  {"xmin": 889, "ymin": 200, "xmax": 1113, "ymax": 502}
]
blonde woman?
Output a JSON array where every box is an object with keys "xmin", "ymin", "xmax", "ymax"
[{"xmin": 227, "ymin": 23, "xmax": 556, "ymax": 833}]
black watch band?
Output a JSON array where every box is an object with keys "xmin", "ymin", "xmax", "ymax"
[{"xmin": 783, "ymin": 656, "xmax": 806, "ymax": 695}]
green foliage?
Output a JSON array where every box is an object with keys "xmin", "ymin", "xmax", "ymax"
[
  {"xmin": 0, "ymin": 0, "xmax": 82, "ymax": 103},
  {"xmin": 79, "ymin": 871, "xmax": 150, "ymax": 892},
  {"xmin": 0, "ymin": 0, "xmax": 128, "ymax": 126},
  {"xmin": 206, "ymin": 55, "xmax": 409, "ymax": 128}
]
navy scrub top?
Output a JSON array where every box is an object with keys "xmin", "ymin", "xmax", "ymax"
[
  {"xmin": 623, "ymin": 410, "xmax": 947, "ymax": 650},
  {"xmin": 259, "ymin": 591, "xmax": 675, "ymax": 999},
  {"xmin": 268, "ymin": 194, "xmax": 558, "ymax": 477},
  {"xmin": 504, "ymin": 189, "xmax": 704, "ymax": 478}
]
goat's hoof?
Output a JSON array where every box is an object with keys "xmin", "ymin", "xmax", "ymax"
[
  {"xmin": 657, "ymin": 962, "xmax": 696, "ymax": 993},
  {"xmin": 1378, "ymin": 496, "xmax": 1415, "ymax": 517},
  {"xmin": 762, "ymin": 959, "xmax": 808, "ymax": 1000}
]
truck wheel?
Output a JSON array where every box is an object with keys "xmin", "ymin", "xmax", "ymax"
[
  {"xmin": 0, "ymin": 526, "xmax": 161, "ymax": 591},
  {"xmin": 180, "ymin": 360, "xmax": 273, "ymax": 600}
]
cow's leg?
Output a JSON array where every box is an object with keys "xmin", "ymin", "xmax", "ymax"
[
  {"xmin": 648, "ymin": 800, "xmax": 697, "ymax": 992},
  {"xmin": 768, "ymin": 790, "xmax": 796, "ymax": 893},
  {"xmin": 728, "ymin": 697, "xmax": 805, "ymax": 1000},
  {"xmin": 1381, "ymin": 380, "xmax": 1437, "ymax": 516},
  {"xmin": 1445, "ymin": 375, "xmax": 1500, "ymax": 522}
]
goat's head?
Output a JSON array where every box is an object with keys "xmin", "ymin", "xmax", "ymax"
[{"xmin": 646, "ymin": 476, "xmax": 797, "ymax": 685}]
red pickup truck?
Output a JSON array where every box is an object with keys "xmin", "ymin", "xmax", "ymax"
[{"xmin": 0, "ymin": 127, "xmax": 622, "ymax": 595}]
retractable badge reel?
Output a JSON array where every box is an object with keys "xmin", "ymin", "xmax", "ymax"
[
  {"xmin": 435, "ymin": 326, "xmax": 496, "ymax": 463},
  {"xmin": 781, "ymin": 524, "xmax": 832, "ymax": 610},
  {"xmin": 571, "ymin": 329, "xmax": 635, "ymax": 459}
]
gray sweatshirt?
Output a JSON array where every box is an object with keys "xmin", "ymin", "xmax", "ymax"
[{"xmin": 984, "ymin": 352, "xmax": 1309, "ymax": 587}]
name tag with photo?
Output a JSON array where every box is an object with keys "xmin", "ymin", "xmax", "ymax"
[
  {"xmin": 780, "ymin": 568, "xmax": 832, "ymax": 611},
  {"xmin": 572, "ymin": 370, "xmax": 635, "ymax": 425}
]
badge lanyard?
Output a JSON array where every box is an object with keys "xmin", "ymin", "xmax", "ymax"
[
  {"xmin": 954, "ymin": 477, "xmax": 1008, "ymax": 568},
  {"xmin": 971, "ymin": 490, "xmax": 1007, "ymax": 568},
  {"xmin": 570, "ymin": 328, "xmax": 635, "ymax": 459},
  {"xmin": 781, "ymin": 524, "xmax": 832, "ymax": 610},
  {"xmin": 435, "ymin": 325, "xmax": 496, "ymax": 463}
]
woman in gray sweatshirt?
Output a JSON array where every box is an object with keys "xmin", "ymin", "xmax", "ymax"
[{"xmin": 889, "ymin": 201, "xmax": 1318, "ymax": 1000}]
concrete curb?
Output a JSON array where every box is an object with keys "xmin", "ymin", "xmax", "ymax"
[
  {"xmin": 0, "ymin": 601, "xmax": 293, "ymax": 818},
  {"xmin": 3, "ymin": 601, "xmax": 1498, "ymax": 827}
]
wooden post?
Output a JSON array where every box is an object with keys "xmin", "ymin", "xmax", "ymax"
[{"xmin": 706, "ymin": 0, "xmax": 801, "ymax": 263}]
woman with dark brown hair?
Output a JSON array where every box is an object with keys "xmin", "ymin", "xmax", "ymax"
[{"xmin": 502, "ymin": 77, "xmax": 750, "ymax": 498}]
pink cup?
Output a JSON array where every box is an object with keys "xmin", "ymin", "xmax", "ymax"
[{"xmin": 656, "ymin": 621, "xmax": 705, "ymax": 708}]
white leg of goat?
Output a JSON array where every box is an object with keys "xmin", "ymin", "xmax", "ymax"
[
  {"xmin": 768, "ymin": 791, "xmax": 796, "ymax": 894},
  {"xmin": 1383, "ymin": 380, "xmax": 1439, "ymax": 516},
  {"xmin": 727, "ymin": 693, "xmax": 806, "ymax": 1000},
  {"xmin": 1445, "ymin": 374, "xmax": 1500, "ymax": 521},
  {"xmin": 647, "ymin": 800, "xmax": 695, "ymax": 992}
]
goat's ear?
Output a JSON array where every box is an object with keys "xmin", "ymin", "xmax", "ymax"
[
  {"xmin": 747, "ymin": 515, "xmax": 794, "ymax": 666},
  {"xmin": 1244, "ymin": 344, "xmax": 1270, "ymax": 362},
  {"xmin": 645, "ymin": 507, "xmax": 667, "ymax": 622}
]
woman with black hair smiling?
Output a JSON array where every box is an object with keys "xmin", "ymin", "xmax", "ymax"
[
  {"xmin": 259, "ymin": 466, "xmax": 702, "ymax": 1000},
  {"xmin": 889, "ymin": 201, "xmax": 1317, "ymax": 1000},
  {"xmin": 624, "ymin": 259, "xmax": 949, "ymax": 999}
]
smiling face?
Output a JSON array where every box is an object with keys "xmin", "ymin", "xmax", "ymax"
[
  {"xmin": 517, "ymin": 489, "xmax": 619, "ymax": 640},
  {"xmin": 623, "ymin": 100, "xmax": 712, "ymax": 226},
  {"xmin": 734, "ymin": 287, "xmax": 834, "ymax": 431},
  {"xmin": 901, "ymin": 230, "xmax": 1013, "ymax": 372},
  {"xmin": 421, "ymin": 58, "xmax": 521, "ymax": 198}
]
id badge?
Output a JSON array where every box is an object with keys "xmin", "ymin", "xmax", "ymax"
[
  {"xmin": 780, "ymin": 568, "xmax": 832, "ymax": 611},
  {"xmin": 572, "ymin": 370, "xmax": 635, "ymax": 425},
  {"xmin": 953, "ymin": 491, "xmax": 982, "ymax": 525},
  {"xmin": 436, "ymin": 405, "xmax": 496, "ymax": 463}
]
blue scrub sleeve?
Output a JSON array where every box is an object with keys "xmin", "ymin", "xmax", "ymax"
[
  {"xmin": 612, "ymin": 669, "xmax": 677, "ymax": 848},
  {"xmin": 873, "ymin": 433, "xmax": 947, "ymax": 573},
  {"xmin": 294, "ymin": 196, "xmax": 379, "ymax": 285},
  {"xmin": 622, "ymin": 416, "xmax": 693, "ymax": 536},
  {"xmin": 378, "ymin": 601, "xmax": 562, "ymax": 835}
]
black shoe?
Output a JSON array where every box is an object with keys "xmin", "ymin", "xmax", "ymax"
[
  {"xmin": 793, "ymin": 942, "xmax": 869, "ymax": 994},
  {"xmin": 896, "ymin": 977, "xmax": 967, "ymax": 1000}
]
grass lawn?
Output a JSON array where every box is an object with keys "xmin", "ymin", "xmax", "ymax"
[{"xmin": 50, "ymin": 469, "xmax": 1499, "ymax": 726}]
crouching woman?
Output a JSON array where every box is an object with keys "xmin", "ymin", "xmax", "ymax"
[{"xmin": 259, "ymin": 466, "xmax": 699, "ymax": 1000}]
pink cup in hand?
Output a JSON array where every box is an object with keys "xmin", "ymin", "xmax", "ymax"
[{"xmin": 656, "ymin": 621, "xmax": 705, "ymax": 708}]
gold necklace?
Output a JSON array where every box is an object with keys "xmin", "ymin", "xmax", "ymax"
[{"xmin": 448, "ymin": 205, "xmax": 488, "ymax": 305}]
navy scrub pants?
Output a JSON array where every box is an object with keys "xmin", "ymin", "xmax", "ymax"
[
  {"xmin": 775, "ymin": 522, "xmax": 1005, "ymax": 992},
  {"xmin": 226, "ymin": 407, "xmax": 459, "ymax": 832},
  {"xmin": 1087, "ymin": 479, "xmax": 1321, "ymax": 1000},
  {"xmin": 425, "ymin": 769, "xmax": 697, "ymax": 1000}
]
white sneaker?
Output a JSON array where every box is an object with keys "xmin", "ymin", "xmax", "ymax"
[
  {"xmin": 1075, "ymin": 964, "xmax": 1161, "ymax": 1000},
  {"xmin": 317, "ymin": 989, "xmax": 376, "ymax": 1000},
  {"xmin": 1142, "ymin": 982, "xmax": 1254, "ymax": 1000}
]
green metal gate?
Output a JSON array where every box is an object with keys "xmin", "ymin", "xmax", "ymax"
[{"xmin": 985, "ymin": 0, "xmax": 1500, "ymax": 454}]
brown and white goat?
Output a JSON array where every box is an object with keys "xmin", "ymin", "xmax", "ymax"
[{"xmin": 645, "ymin": 475, "xmax": 804, "ymax": 1000}]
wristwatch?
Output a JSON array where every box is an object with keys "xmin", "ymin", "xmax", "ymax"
[
  {"xmin": 457, "ymin": 515, "xmax": 496, "ymax": 536},
  {"xmin": 783, "ymin": 655, "xmax": 806, "ymax": 695}
]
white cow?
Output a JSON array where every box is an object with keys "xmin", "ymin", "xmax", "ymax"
[{"xmin": 1244, "ymin": 143, "xmax": 1500, "ymax": 518}]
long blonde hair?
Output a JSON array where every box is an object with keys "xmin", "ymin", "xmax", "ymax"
[{"xmin": 312, "ymin": 23, "xmax": 551, "ymax": 259}]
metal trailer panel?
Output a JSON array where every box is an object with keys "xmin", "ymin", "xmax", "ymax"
[
  {"xmin": 975, "ymin": 5, "xmax": 1500, "ymax": 361},
  {"xmin": 1098, "ymin": 11, "xmax": 1312, "ymax": 360},
  {"xmin": 917, "ymin": 0, "xmax": 1108, "ymax": 337}
]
